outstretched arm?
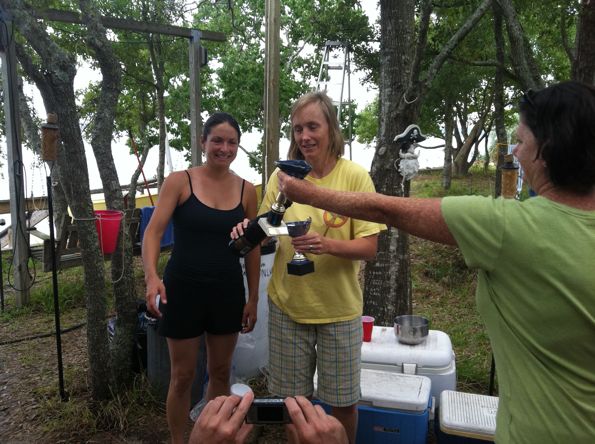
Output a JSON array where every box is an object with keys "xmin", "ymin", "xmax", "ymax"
[{"xmin": 277, "ymin": 171, "xmax": 456, "ymax": 246}]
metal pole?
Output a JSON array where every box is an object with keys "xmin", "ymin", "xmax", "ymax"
[
  {"xmin": 264, "ymin": 0, "xmax": 280, "ymax": 180},
  {"xmin": 347, "ymin": 47, "xmax": 353, "ymax": 161},
  {"xmin": 46, "ymin": 174, "xmax": 68, "ymax": 401},
  {"xmin": 0, "ymin": 8, "xmax": 31, "ymax": 306},
  {"xmin": 0, "ymin": 218, "xmax": 4, "ymax": 311}
]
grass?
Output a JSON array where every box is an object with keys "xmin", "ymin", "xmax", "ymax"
[{"xmin": 0, "ymin": 166, "xmax": 499, "ymax": 442}]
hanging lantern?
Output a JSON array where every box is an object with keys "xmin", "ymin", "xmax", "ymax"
[
  {"xmin": 501, "ymin": 154, "xmax": 519, "ymax": 199},
  {"xmin": 41, "ymin": 113, "xmax": 59, "ymax": 162}
]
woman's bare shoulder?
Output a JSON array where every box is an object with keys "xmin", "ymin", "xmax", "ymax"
[
  {"xmin": 243, "ymin": 179, "xmax": 257, "ymax": 192},
  {"xmin": 164, "ymin": 169, "xmax": 190, "ymax": 183}
]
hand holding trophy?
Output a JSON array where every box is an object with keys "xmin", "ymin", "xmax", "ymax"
[
  {"xmin": 229, "ymin": 160, "xmax": 312, "ymax": 257},
  {"xmin": 285, "ymin": 217, "xmax": 314, "ymax": 276}
]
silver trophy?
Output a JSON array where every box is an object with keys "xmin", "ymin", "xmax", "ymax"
[{"xmin": 285, "ymin": 218, "xmax": 314, "ymax": 276}]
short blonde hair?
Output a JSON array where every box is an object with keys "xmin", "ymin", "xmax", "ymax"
[{"xmin": 287, "ymin": 91, "xmax": 345, "ymax": 160}]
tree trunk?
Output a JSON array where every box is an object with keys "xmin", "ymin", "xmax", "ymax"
[
  {"xmin": 453, "ymin": 119, "xmax": 482, "ymax": 176},
  {"xmin": 128, "ymin": 125, "xmax": 152, "ymax": 211},
  {"xmin": 573, "ymin": 0, "xmax": 595, "ymax": 85},
  {"xmin": 364, "ymin": 0, "xmax": 492, "ymax": 324},
  {"xmin": 5, "ymin": 0, "xmax": 111, "ymax": 400},
  {"xmin": 442, "ymin": 101, "xmax": 454, "ymax": 190},
  {"xmin": 148, "ymin": 35, "xmax": 167, "ymax": 191},
  {"xmin": 364, "ymin": 0, "xmax": 416, "ymax": 326},
  {"xmin": 127, "ymin": 95, "xmax": 153, "ymax": 210},
  {"xmin": 492, "ymin": 0, "xmax": 509, "ymax": 196},
  {"xmin": 79, "ymin": 0, "xmax": 137, "ymax": 389}
]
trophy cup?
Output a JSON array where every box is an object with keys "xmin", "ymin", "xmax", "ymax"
[
  {"xmin": 229, "ymin": 160, "xmax": 312, "ymax": 257},
  {"xmin": 285, "ymin": 217, "xmax": 314, "ymax": 276}
]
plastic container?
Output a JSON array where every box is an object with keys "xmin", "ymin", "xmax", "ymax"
[
  {"xmin": 437, "ymin": 390, "xmax": 498, "ymax": 443},
  {"xmin": 361, "ymin": 326, "xmax": 456, "ymax": 407},
  {"xmin": 146, "ymin": 316, "xmax": 207, "ymax": 404},
  {"xmin": 315, "ymin": 368, "xmax": 432, "ymax": 444},
  {"xmin": 94, "ymin": 210, "xmax": 123, "ymax": 254}
]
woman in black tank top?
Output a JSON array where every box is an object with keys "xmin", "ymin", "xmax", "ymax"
[{"xmin": 141, "ymin": 113, "xmax": 260, "ymax": 444}]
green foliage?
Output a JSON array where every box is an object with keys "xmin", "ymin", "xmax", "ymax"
[
  {"xmin": 412, "ymin": 165, "xmax": 495, "ymax": 198},
  {"xmin": 29, "ymin": 272, "xmax": 87, "ymax": 313},
  {"xmin": 190, "ymin": 0, "xmax": 375, "ymax": 165},
  {"xmin": 353, "ymin": 97, "xmax": 378, "ymax": 145}
]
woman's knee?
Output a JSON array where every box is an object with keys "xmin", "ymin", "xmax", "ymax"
[
  {"xmin": 169, "ymin": 367, "xmax": 196, "ymax": 393},
  {"xmin": 207, "ymin": 363, "xmax": 231, "ymax": 383}
]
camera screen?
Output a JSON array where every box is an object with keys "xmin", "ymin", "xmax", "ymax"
[{"xmin": 257, "ymin": 405, "xmax": 284, "ymax": 422}]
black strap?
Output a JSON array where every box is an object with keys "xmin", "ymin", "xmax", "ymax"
[
  {"xmin": 239, "ymin": 179, "xmax": 245, "ymax": 205},
  {"xmin": 185, "ymin": 170, "xmax": 194, "ymax": 194}
]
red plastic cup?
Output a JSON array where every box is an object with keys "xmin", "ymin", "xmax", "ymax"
[{"xmin": 362, "ymin": 315, "xmax": 375, "ymax": 342}]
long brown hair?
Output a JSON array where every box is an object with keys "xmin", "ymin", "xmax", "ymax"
[{"xmin": 287, "ymin": 91, "xmax": 345, "ymax": 160}]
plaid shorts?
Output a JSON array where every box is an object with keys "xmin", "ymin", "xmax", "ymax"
[{"xmin": 267, "ymin": 300, "xmax": 361, "ymax": 407}]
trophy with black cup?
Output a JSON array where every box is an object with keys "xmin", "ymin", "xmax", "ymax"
[
  {"xmin": 285, "ymin": 217, "xmax": 315, "ymax": 276},
  {"xmin": 229, "ymin": 160, "xmax": 312, "ymax": 257}
]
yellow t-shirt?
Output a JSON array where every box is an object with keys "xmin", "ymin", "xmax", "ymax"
[{"xmin": 259, "ymin": 158, "xmax": 385, "ymax": 323}]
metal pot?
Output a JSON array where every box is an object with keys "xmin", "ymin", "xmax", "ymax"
[{"xmin": 394, "ymin": 315, "xmax": 429, "ymax": 345}]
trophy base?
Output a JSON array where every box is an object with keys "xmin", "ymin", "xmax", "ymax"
[
  {"xmin": 258, "ymin": 218, "xmax": 289, "ymax": 237},
  {"xmin": 287, "ymin": 260, "xmax": 315, "ymax": 276}
]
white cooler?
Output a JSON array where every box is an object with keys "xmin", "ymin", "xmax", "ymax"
[{"xmin": 361, "ymin": 326, "xmax": 456, "ymax": 406}]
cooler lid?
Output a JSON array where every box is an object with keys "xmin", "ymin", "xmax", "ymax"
[
  {"xmin": 439, "ymin": 390, "xmax": 498, "ymax": 439},
  {"xmin": 361, "ymin": 327, "xmax": 454, "ymax": 369},
  {"xmin": 360, "ymin": 369, "xmax": 431, "ymax": 411}
]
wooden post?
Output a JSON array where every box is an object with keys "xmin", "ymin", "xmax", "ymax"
[
  {"xmin": 0, "ymin": 12, "xmax": 31, "ymax": 306},
  {"xmin": 264, "ymin": 0, "xmax": 280, "ymax": 182},
  {"xmin": 189, "ymin": 30, "xmax": 203, "ymax": 167}
]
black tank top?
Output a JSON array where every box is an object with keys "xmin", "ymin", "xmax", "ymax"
[{"xmin": 165, "ymin": 171, "xmax": 246, "ymax": 278}]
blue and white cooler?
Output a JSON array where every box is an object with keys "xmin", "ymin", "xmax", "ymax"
[
  {"xmin": 315, "ymin": 368, "xmax": 432, "ymax": 444},
  {"xmin": 357, "ymin": 369, "xmax": 432, "ymax": 443},
  {"xmin": 361, "ymin": 326, "xmax": 457, "ymax": 407}
]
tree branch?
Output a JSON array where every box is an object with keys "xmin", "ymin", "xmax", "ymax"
[
  {"xmin": 495, "ymin": 0, "xmax": 544, "ymax": 90},
  {"xmin": 410, "ymin": 0, "xmax": 432, "ymax": 86},
  {"xmin": 560, "ymin": 7, "xmax": 575, "ymax": 64},
  {"xmin": 420, "ymin": 0, "xmax": 492, "ymax": 92}
]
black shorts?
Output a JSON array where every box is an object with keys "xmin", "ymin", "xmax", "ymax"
[{"xmin": 158, "ymin": 269, "xmax": 245, "ymax": 339}]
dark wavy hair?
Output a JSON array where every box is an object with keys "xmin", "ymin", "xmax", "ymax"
[
  {"xmin": 202, "ymin": 112, "xmax": 241, "ymax": 142},
  {"xmin": 519, "ymin": 81, "xmax": 595, "ymax": 194},
  {"xmin": 287, "ymin": 91, "xmax": 344, "ymax": 160}
]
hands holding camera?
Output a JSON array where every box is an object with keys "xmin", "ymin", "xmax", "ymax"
[
  {"xmin": 189, "ymin": 392, "xmax": 348, "ymax": 444},
  {"xmin": 189, "ymin": 391, "xmax": 255, "ymax": 444},
  {"xmin": 285, "ymin": 396, "xmax": 348, "ymax": 444}
]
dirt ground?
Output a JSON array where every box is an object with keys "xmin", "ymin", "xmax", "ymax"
[
  {"xmin": 0, "ymin": 316, "xmax": 96, "ymax": 442},
  {"xmin": 0, "ymin": 305, "xmax": 289, "ymax": 443},
  {"xmin": 0, "ymin": 286, "xmax": 436, "ymax": 444}
]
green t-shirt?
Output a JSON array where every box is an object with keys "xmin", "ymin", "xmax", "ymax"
[
  {"xmin": 442, "ymin": 195, "xmax": 595, "ymax": 443},
  {"xmin": 259, "ymin": 158, "xmax": 384, "ymax": 323}
]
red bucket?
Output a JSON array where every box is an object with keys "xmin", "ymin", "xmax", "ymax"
[{"xmin": 94, "ymin": 210, "xmax": 123, "ymax": 254}]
